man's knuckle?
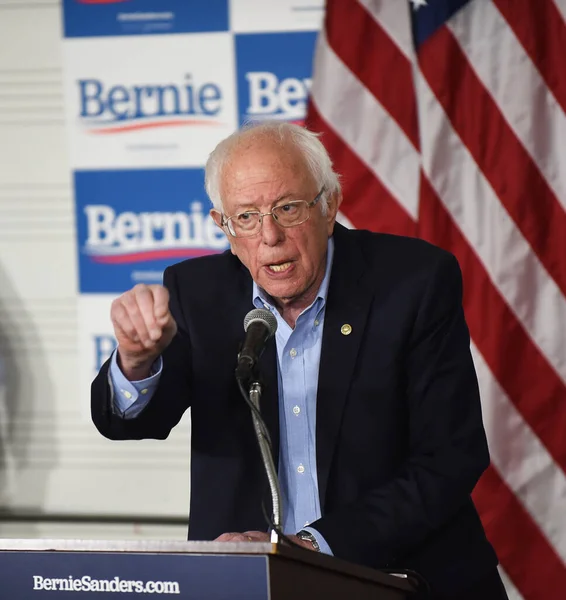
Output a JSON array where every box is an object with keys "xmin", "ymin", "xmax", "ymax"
[
  {"xmin": 111, "ymin": 302, "xmax": 124, "ymax": 320},
  {"xmin": 123, "ymin": 321, "xmax": 137, "ymax": 335},
  {"xmin": 127, "ymin": 302, "xmax": 142, "ymax": 318}
]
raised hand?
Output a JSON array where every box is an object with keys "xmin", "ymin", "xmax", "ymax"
[{"xmin": 110, "ymin": 283, "xmax": 177, "ymax": 380}]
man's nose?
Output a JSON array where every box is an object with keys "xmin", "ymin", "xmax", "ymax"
[{"xmin": 260, "ymin": 213, "xmax": 285, "ymax": 246}]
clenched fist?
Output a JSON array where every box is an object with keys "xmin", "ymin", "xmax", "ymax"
[{"xmin": 111, "ymin": 283, "xmax": 177, "ymax": 381}]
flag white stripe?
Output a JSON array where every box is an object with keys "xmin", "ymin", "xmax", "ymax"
[
  {"xmin": 472, "ymin": 342, "xmax": 566, "ymax": 564},
  {"xmin": 415, "ymin": 70, "xmax": 566, "ymax": 386},
  {"xmin": 448, "ymin": 0, "xmax": 566, "ymax": 210},
  {"xmin": 311, "ymin": 29, "xmax": 421, "ymax": 221},
  {"xmin": 336, "ymin": 211, "xmax": 355, "ymax": 229},
  {"xmin": 498, "ymin": 568, "xmax": 524, "ymax": 600},
  {"xmin": 552, "ymin": 0, "xmax": 566, "ymax": 24},
  {"xmin": 358, "ymin": 0, "xmax": 415, "ymax": 60}
]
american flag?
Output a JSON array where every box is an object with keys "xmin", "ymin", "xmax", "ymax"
[{"xmin": 305, "ymin": 1, "xmax": 566, "ymax": 598}]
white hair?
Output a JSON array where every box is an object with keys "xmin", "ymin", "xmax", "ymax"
[{"xmin": 204, "ymin": 121, "xmax": 341, "ymax": 214}]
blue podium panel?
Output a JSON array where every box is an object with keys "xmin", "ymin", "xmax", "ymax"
[{"xmin": 0, "ymin": 551, "xmax": 268, "ymax": 599}]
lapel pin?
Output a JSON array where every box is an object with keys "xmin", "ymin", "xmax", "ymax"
[{"xmin": 341, "ymin": 324, "xmax": 352, "ymax": 336}]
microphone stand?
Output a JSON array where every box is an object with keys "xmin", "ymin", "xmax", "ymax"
[{"xmin": 248, "ymin": 380, "xmax": 282, "ymax": 544}]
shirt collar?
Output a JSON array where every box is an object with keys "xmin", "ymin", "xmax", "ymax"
[{"xmin": 253, "ymin": 236, "xmax": 335, "ymax": 311}]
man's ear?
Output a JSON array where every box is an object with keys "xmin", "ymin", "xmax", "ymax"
[
  {"xmin": 326, "ymin": 190, "xmax": 343, "ymax": 235},
  {"xmin": 210, "ymin": 209, "xmax": 237, "ymax": 255},
  {"xmin": 210, "ymin": 209, "xmax": 223, "ymax": 229}
]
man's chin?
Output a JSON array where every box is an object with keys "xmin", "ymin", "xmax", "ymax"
[{"xmin": 260, "ymin": 282, "xmax": 302, "ymax": 305}]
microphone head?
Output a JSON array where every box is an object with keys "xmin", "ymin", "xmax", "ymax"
[{"xmin": 243, "ymin": 308, "xmax": 278, "ymax": 337}]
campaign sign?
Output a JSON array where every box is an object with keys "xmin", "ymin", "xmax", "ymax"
[
  {"xmin": 77, "ymin": 295, "xmax": 116, "ymax": 418},
  {"xmin": 75, "ymin": 168, "xmax": 229, "ymax": 293},
  {"xmin": 0, "ymin": 551, "xmax": 268, "ymax": 599},
  {"xmin": 63, "ymin": 34, "xmax": 237, "ymax": 169},
  {"xmin": 236, "ymin": 32, "xmax": 317, "ymax": 126},
  {"xmin": 230, "ymin": 0, "xmax": 324, "ymax": 33},
  {"xmin": 62, "ymin": 0, "xmax": 229, "ymax": 38}
]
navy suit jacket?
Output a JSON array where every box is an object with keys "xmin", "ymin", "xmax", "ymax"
[{"xmin": 91, "ymin": 223, "xmax": 498, "ymax": 596}]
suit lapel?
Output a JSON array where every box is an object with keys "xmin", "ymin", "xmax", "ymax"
[{"xmin": 316, "ymin": 225, "xmax": 374, "ymax": 509}]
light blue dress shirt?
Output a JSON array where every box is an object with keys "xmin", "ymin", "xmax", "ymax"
[{"xmin": 109, "ymin": 238, "xmax": 335, "ymax": 554}]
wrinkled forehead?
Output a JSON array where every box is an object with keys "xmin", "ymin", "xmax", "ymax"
[{"xmin": 219, "ymin": 137, "xmax": 317, "ymax": 206}]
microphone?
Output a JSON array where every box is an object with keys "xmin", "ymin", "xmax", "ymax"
[
  {"xmin": 236, "ymin": 308, "xmax": 278, "ymax": 381},
  {"xmin": 236, "ymin": 308, "xmax": 283, "ymax": 541}
]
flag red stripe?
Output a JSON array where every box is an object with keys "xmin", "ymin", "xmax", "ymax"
[
  {"xmin": 419, "ymin": 27, "xmax": 566, "ymax": 298},
  {"xmin": 324, "ymin": 0, "xmax": 420, "ymax": 149},
  {"xmin": 494, "ymin": 0, "xmax": 566, "ymax": 115},
  {"xmin": 474, "ymin": 466, "xmax": 566, "ymax": 600},
  {"xmin": 418, "ymin": 174, "xmax": 566, "ymax": 474},
  {"xmin": 419, "ymin": 27, "xmax": 566, "ymax": 294},
  {"xmin": 306, "ymin": 102, "xmax": 417, "ymax": 237}
]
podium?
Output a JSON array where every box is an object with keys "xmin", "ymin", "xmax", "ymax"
[{"xmin": 0, "ymin": 539, "xmax": 416, "ymax": 599}]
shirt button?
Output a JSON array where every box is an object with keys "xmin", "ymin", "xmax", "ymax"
[
  {"xmin": 293, "ymin": 405, "xmax": 301, "ymax": 416},
  {"xmin": 122, "ymin": 390, "xmax": 132, "ymax": 399},
  {"xmin": 297, "ymin": 464, "xmax": 305, "ymax": 474},
  {"xmin": 141, "ymin": 388, "xmax": 148, "ymax": 395},
  {"xmin": 314, "ymin": 320, "xmax": 319, "ymax": 326},
  {"xmin": 290, "ymin": 348, "xmax": 297, "ymax": 358}
]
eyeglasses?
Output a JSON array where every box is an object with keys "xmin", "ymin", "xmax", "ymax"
[{"xmin": 221, "ymin": 188, "xmax": 325, "ymax": 238}]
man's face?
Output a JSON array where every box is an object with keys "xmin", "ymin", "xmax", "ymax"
[{"xmin": 212, "ymin": 138, "xmax": 340, "ymax": 307}]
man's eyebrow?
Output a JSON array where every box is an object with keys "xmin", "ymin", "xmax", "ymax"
[
  {"xmin": 273, "ymin": 193, "xmax": 300, "ymax": 205},
  {"xmin": 234, "ymin": 193, "xmax": 297, "ymax": 211}
]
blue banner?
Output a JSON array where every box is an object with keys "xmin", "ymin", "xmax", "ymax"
[
  {"xmin": 62, "ymin": 0, "xmax": 229, "ymax": 38},
  {"xmin": 74, "ymin": 168, "xmax": 229, "ymax": 293},
  {"xmin": 236, "ymin": 32, "xmax": 318, "ymax": 125}
]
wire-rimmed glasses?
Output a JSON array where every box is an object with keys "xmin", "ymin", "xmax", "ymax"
[{"xmin": 221, "ymin": 188, "xmax": 325, "ymax": 238}]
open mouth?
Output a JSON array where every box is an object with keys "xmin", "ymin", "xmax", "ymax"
[{"xmin": 267, "ymin": 261, "xmax": 292, "ymax": 273}]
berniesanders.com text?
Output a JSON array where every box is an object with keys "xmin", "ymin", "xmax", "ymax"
[{"xmin": 32, "ymin": 575, "xmax": 180, "ymax": 594}]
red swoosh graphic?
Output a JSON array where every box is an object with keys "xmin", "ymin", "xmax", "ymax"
[
  {"xmin": 91, "ymin": 248, "xmax": 222, "ymax": 264},
  {"xmin": 88, "ymin": 119, "xmax": 224, "ymax": 134}
]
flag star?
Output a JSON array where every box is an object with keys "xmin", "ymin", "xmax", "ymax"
[{"xmin": 410, "ymin": 0, "xmax": 428, "ymax": 10}]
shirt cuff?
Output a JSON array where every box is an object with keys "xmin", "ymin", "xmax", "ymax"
[
  {"xmin": 109, "ymin": 349, "xmax": 163, "ymax": 419},
  {"xmin": 302, "ymin": 526, "xmax": 333, "ymax": 556}
]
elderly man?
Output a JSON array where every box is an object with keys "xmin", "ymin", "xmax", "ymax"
[{"xmin": 91, "ymin": 122, "xmax": 507, "ymax": 600}]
